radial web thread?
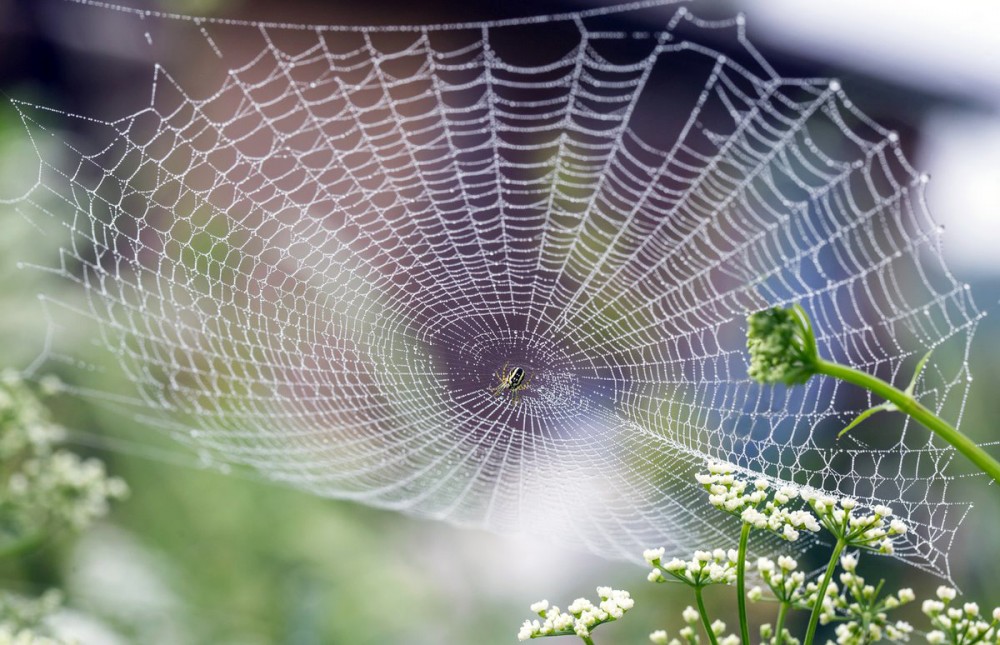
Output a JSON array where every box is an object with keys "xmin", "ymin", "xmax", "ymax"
[{"xmin": 6, "ymin": 1, "xmax": 984, "ymax": 577}]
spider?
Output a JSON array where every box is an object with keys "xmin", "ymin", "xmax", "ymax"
[{"xmin": 491, "ymin": 362, "xmax": 531, "ymax": 405}]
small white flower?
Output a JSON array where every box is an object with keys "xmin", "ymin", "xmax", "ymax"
[
  {"xmin": 682, "ymin": 606, "xmax": 699, "ymax": 625},
  {"xmin": 898, "ymin": 588, "xmax": 915, "ymax": 603},
  {"xmin": 993, "ymin": 607, "xmax": 1000, "ymax": 622},
  {"xmin": 649, "ymin": 630, "xmax": 669, "ymax": 645},
  {"xmin": 664, "ymin": 558, "xmax": 685, "ymax": 572},
  {"xmin": 937, "ymin": 586, "xmax": 957, "ymax": 601},
  {"xmin": 529, "ymin": 599, "xmax": 549, "ymax": 614},
  {"xmin": 38, "ymin": 374, "xmax": 63, "ymax": 396},
  {"xmin": 644, "ymin": 547, "xmax": 665, "ymax": 564},
  {"xmin": 553, "ymin": 612, "xmax": 573, "ymax": 630},
  {"xmin": 926, "ymin": 630, "xmax": 946, "ymax": 644}
]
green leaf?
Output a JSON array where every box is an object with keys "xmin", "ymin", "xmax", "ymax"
[{"xmin": 838, "ymin": 402, "xmax": 895, "ymax": 438}]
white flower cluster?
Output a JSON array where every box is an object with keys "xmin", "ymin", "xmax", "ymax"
[
  {"xmin": 645, "ymin": 548, "xmax": 737, "ymax": 588},
  {"xmin": 0, "ymin": 373, "xmax": 65, "ymax": 460},
  {"xmin": 648, "ymin": 606, "xmax": 739, "ymax": 645},
  {"xmin": 749, "ymin": 555, "xmax": 806, "ymax": 605},
  {"xmin": 696, "ymin": 461, "xmax": 819, "ymax": 541},
  {"xmin": 11, "ymin": 452, "xmax": 128, "ymax": 531},
  {"xmin": 816, "ymin": 553, "xmax": 914, "ymax": 644},
  {"xmin": 0, "ymin": 375, "xmax": 128, "ymax": 535},
  {"xmin": 0, "ymin": 626, "xmax": 75, "ymax": 645},
  {"xmin": 800, "ymin": 493, "xmax": 906, "ymax": 554},
  {"xmin": 0, "ymin": 590, "xmax": 62, "ymax": 634},
  {"xmin": 517, "ymin": 587, "xmax": 634, "ymax": 641},
  {"xmin": 922, "ymin": 586, "xmax": 1000, "ymax": 645}
]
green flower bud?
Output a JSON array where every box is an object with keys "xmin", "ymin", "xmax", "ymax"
[{"xmin": 746, "ymin": 305, "xmax": 819, "ymax": 385}]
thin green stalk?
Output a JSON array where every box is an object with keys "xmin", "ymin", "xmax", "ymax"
[
  {"xmin": 695, "ymin": 586, "xmax": 720, "ymax": 645},
  {"xmin": 773, "ymin": 601, "xmax": 790, "ymax": 645},
  {"xmin": 736, "ymin": 522, "xmax": 752, "ymax": 645},
  {"xmin": 814, "ymin": 358, "xmax": 1000, "ymax": 486},
  {"xmin": 580, "ymin": 636, "xmax": 596, "ymax": 645},
  {"xmin": 803, "ymin": 538, "xmax": 846, "ymax": 645}
]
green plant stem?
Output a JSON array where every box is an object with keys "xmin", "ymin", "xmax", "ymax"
[
  {"xmin": 774, "ymin": 602, "xmax": 790, "ymax": 645},
  {"xmin": 815, "ymin": 358, "xmax": 1000, "ymax": 486},
  {"xmin": 803, "ymin": 537, "xmax": 845, "ymax": 645},
  {"xmin": 736, "ymin": 522, "xmax": 752, "ymax": 645},
  {"xmin": 579, "ymin": 636, "xmax": 596, "ymax": 645},
  {"xmin": 0, "ymin": 530, "xmax": 47, "ymax": 560},
  {"xmin": 695, "ymin": 586, "xmax": 720, "ymax": 645}
]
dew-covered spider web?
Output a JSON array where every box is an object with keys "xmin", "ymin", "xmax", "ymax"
[{"xmin": 5, "ymin": 0, "xmax": 985, "ymax": 578}]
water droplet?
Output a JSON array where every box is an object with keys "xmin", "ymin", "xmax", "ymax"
[{"xmin": 828, "ymin": 80, "xmax": 841, "ymax": 92}]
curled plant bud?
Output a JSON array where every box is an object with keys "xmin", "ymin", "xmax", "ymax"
[{"xmin": 746, "ymin": 305, "xmax": 819, "ymax": 386}]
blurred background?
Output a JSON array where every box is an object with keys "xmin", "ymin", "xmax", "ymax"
[{"xmin": 0, "ymin": 0, "xmax": 998, "ymax": 643}]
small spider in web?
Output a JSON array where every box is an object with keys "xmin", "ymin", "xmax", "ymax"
[{"xmin": 491, "ymin": 362, "xmax": 531, "ymax": 405}]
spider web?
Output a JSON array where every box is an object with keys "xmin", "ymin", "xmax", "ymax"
[{"xmin": 6, "ymin": 0, "xmax": 984, "ymax": 577}]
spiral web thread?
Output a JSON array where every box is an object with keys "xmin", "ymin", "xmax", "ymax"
[{"xmin": 8, "ymin": 1, "xmax": 984, "ymax": 577}]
